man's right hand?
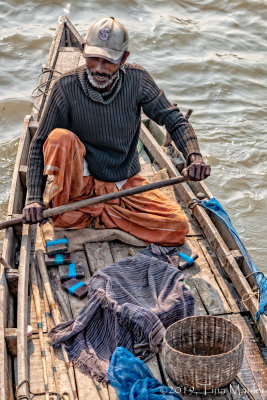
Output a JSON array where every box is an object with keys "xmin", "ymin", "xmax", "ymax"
[{"xmin": 22, "ymin": 202, "xmax": 45, "ymax": 224}]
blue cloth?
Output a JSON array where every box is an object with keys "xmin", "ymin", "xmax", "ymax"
[
  {"xmin": 198, "ymin": 197, "xmax": 267, "ymax": 318},
  {"xmin": 107, "ymin": 347, "xmax": 182, "ymax": 399}
]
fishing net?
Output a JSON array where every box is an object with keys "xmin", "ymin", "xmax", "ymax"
[{"xmin": 107, "ymin": 347, "xmax": 182, "ymax": 399}]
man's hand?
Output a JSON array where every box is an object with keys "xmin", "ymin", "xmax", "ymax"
[
  {"xmin": 22, "ymin": 202, "xmax": 45, "ymax": 224},
  {"xmin": 182, "ymin": 153, "xmax": 211, "ymax": 181}
]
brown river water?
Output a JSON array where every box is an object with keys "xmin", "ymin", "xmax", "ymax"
[{"xmin": 0, "ymin": 0, "xmax": 266, "ymax": 272}]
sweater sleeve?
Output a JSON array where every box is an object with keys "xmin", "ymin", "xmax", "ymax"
[
  {"xmin": 26, "ymin": 79, "xmax": 69, "ymax": 204},
  {"xmin": 138, "ymin": 68, "xmax": 200, "ymax": 162}
]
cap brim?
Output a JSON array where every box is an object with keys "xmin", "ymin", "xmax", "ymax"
[{"xmin": 83, "ymin": 45, "xmax": 124, "ymax": 64}]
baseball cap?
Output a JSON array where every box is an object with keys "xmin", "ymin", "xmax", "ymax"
[{"xmin": 83, "ymin": 17, "xmax": 129, "ymax": 63}]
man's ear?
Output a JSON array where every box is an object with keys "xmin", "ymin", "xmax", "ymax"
[{"xmin": 121, "ymin": 51, "xmax": 130, "ymax": 65}]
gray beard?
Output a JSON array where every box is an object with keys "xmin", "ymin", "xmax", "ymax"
[{"xmin": 86, "ymin": 69, "xmax": 119, "ymax": 90}]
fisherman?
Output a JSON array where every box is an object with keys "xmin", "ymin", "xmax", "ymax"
[{"xmin": 22, "ymin": 17, "xmax": 210, "ymax": 246}]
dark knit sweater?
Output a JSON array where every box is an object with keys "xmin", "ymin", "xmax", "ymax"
[{"xmin": 27, "ymin": 63, "xmax": 200, "ymax": 204}]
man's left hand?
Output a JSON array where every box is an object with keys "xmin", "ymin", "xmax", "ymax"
[{"xmin": 182, "ymin": 153, "xmax": 211, "ymax": 181}]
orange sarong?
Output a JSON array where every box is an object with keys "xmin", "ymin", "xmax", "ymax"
[{"xmin": 43, "ymin": 128, "xmax": 189, "ymax": 246}]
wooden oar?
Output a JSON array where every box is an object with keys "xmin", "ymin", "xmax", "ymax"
[
  {"xmin": 36, "ymin": 249, "xmax": 78, "ymax": 400},
  {"xmin": 43, "ymin": 285, "xmax": 66, "ymax": 400},
  {"xmin": 0, "ymin": 175, "xmax": 187, "ymax": 230},
  {"xmin": 30, "ymin": 262, "xmax": 50, "ymax": 400}
]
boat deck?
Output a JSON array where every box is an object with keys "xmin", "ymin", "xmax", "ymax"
[
  {"xmin": 1, "ymin": 17, "xmax": 266, "ymax": 400},
  {"xmin": 25, "ymin": 160, "xmax": 266, "ymax": 400}
]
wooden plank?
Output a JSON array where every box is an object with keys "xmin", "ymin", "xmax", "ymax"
[
  {"xmin": 75, "ymin": 369, "xmax": 101, "ymax": 400},
  {"xmin": 32, "ymin": 16, "xmax": 84, "ymax": 121},
  {"xmin": 78, "ymin": 53, "xmax": 86, "ymax": 67},
  {"xmin": 2, "ymin": 226, "xmax": 16, "ymax": 267},
  {"xmin": 38, "ymin": 48, "xmax": 81, "ymax": 117},
  {"xmin": 199, "ymin": 239, "xmax": 241, "ymax": 313},
  {"xmin": 108, "ymin": 384, "xmax": 117, "ymax": 400},
  {"xmin": 32, "ymin": 17, "xmax": 66, "ymax": 121},
  {"xmin": 5, "ymin": 268, "xmax": 19, "ymax": 295},
  {"xmin": 140, "ymin": 123, "xmax": 267, "ymax": 346},
  {"xmin": 28, "ymin": 287, "xmax": 48, "ymax": 334},
  {"xmin": 28, "ymin": 120, "xmax": 39, "ymax": 138},
  {"xmin": 146, "ymin": 356, "xmax": 162, "ymax": 383},
  {"xmin": 16, "ymin": 224, "xmax": 33, "ymax": 399},
  {"xmin": 19, "ymin": 164, "xmax": 27, "ymax": 188},
  {"xmin": 93, "ymin": 380, "xmax": 109, "ymax": 400},
  {"xmin": 55, "ymin": 49, "xmax": 81, "ymax": 74},
  {"xmin": 182, "ymin": 238, "xmax": 232, "ymax": 315},
  {"xmin": 0, "ymin": 266, "xmax": 13, "ymax": 400},
  {"xmin": 260, "ymin": 348, "xmax": 267, "ymax": 364},
  {"xmin": 28, "ymin": 335, "xmax": 73, "ymax": 398},
  {"xmin": 8, "ymin": 116, "xmax": 31, "ymax": 216},
  {"xmin": 38, "ymin": 251, "xmax": 98, "ymax": 400},
  {"xmin": 84, "ymin": 242, "xmax": 114, "ymax": 274},
  {"xmin": 5, "ymin": 328, "xmax": 17, "ymax": 357},
  {"xmin": 59, "ymin": 46, "xmax": 81, "ymax": 52},
  {"xmin": 110, "ymin": 242, "xmax": 135, "ymax": 262},
  {"xmin": 226, "ymin": 314, "xmax": 267, "ymax": 400},
  {"xmin": 64, "ymin": 18, "xmax": 85, "ymax": 49}
]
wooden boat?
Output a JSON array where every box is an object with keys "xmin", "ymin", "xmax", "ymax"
[{"xmin": 0, "ymin": 16, "xmax": 266, "ymax": 400}]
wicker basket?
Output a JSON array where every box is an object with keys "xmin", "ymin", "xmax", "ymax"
[{"xmin": 163, "ymin": 315, "xmax": 244, "ymax": 391}]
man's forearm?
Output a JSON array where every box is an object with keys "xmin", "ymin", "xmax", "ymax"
[{"xmin": 169, "ymin": 121, "xmax": 201, "ymax": 163}]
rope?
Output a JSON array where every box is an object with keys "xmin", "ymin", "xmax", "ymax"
[
  {"xmin": 31, "ymin": 68, "xmax": 62, "ymax": 99},
  {"xmin": 187, "ymin": 199, "xmax": 199, "ymax": 210},
  {"xmin": 245, "ymin": 271, "xmax": 264, "ymax": 280},
  {"xmin": 16, "ymin": 380, "xmax": 69, "ymax": 400},
  {"xmin": 241, "ymin": 288, "xmax": 259, "ymax": 307}
]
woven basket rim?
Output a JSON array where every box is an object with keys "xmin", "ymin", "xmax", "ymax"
[{"xmin": 164, "ymin": 315, "xmax": 244, "ymax": 359}]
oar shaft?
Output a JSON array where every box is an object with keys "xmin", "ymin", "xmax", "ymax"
[
  {"xmin": 36, "ymin": 250, "xmax": 78, "ymax": 400},
  {"xmin": 44, "ymin": 175, "xmax": 187, "ymax": 218},
  {"xmin": 30, "ymin": 262, "xmax": 50, "ymax": 399},
  {"xmin": 0, "ymin": 175, "xmax": 187, "ymax": 230},
  {"xmin": 43, "ymin": 274, "xmax": 61, "ymax": 399}
]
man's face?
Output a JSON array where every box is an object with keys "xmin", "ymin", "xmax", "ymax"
[
  {"xmin": 85, "ymin": 57, "xmax": 121, "ymax": 89},
  {"xmin": 84, "ymin": 51, "xmax": 129, "ymax": 91}
]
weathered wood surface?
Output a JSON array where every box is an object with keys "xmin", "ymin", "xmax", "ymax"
[
  {"xmin": 8, "ymin": 115, "xmax": 31, "ymax": 217},
  {"xmin": 4, "ymin": 328, "xmax": 17, "ymax": 357},
  {"xmin": 30, "ymin": 262, "xmax": 50, "ymax": 399},
  {"xmin": 32, "ymin": 17, "xmax": 65, "ymax": 121},
  {"xmin": 226, "ymin": 314, "xmax": 267, "ymax": 400},
  {"xmin": 16, "ymin": 224, "xmax": 33, "ymax": 399},
  {"xmin": 28, "ymin": 335, "xmax": 73, "ymax": 398},
  {"xmin": 198, "ymin": 239, "xmax": 241, "ymax": 313},
  {"xmin": 0, "ymin": 265, "xmax": 14, "ymax": 400},
  {"xmin": 28, "ymin": 285, "xmax": 48, "ymax": 334},
  {"xmin": 140, "ymin": 122, "xmax": 267, "ymax": 346}
]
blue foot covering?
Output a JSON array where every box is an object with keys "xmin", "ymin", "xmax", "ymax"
[
  {"xmin": 197, "ymin": 197, "xmax": 267, "ymax": 319},
  {"xmin": 107, "ymin": 347, "xmax": 182, "ymax": 399}
]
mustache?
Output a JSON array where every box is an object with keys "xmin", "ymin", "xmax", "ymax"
[{"xmin": 90, "ymin": 71, "xmax": 112, "ymax": 80}]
